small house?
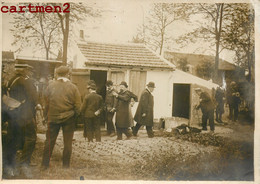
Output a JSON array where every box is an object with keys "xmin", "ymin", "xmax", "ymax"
[{"xmin": 72, "ymin": 40, "xmax": 218, "ymax": 128}]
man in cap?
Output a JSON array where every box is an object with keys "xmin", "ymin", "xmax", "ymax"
[
  {"xmin": 195, "ymin": 88, "xmax": 215, "ymax": 133},
  {"xmin": 112, "ymin": 81, "xmax": 132, "ymax": 140},
  {"xmin": 2, "ymin": 64, "xmax": 40, "ymax": 177},
  {"xmin": 81, "ymin": 82, "xmax": 103, "ymax": 142},
  {"xmin": 133, "ymin": 82, "xmax": 155, "ymax": 138},
  {"xmin": 41, "ymin": 65, "xmax": 81, "ymax": 169},
  {"xmin": 104, "ymin": 80, "xmax": 117, "ymax": 136}
]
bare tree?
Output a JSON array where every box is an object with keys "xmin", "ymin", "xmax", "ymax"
[
  {"xmin": 53, "ymin": 3, "xmax": 100, "ymax": 65},
  {"xmin": 11, "ymin": 4, "xmax": 61, "ymax": 59},
  {"xmin": 176, "ymin": 3, "xmax": 235, "ymax": 82},
  {"xmin": 135, "ymin": 3, "xmax": 193, "ymax": 55},
  {"xmin": 11, "ymin": 3, "xmax": 100, "ymax": 63}
]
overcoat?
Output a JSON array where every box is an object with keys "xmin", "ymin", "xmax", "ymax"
[
  {"xmin": 115, "ymin": 90, "xmax": 131, "ymax": 128},
  {"xmin": 134, "ymin": 89, "xmax": 154, "ymax": 126},
  {"xmin": 7, "ymin": 74, "xmax": 38, "ymax": 124},
  {"xmin": 215, "ymin": 88, "xmax": 225, "ymax": 113}
]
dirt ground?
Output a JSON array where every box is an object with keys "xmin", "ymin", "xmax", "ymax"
[{"xmin": 3, "ymin": 114, "xmax": 254, "ymax": 181}]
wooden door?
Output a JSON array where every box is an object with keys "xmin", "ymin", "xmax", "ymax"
[
  {"xmin": 110, "ymin": 71, "xmax": 125, "ymax": 91},
  {"xmin": 129, "ymin": 71, "xmax": 147, "ymax": 99}
]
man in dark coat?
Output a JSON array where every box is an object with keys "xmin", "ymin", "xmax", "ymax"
[
  {"xmin": 41, "ymin": 66, "xmax": 81, "ymax": 169},
  {"xmin": 81, "ymin": 82, "xmax": 103, "ymax": 142},
  {"xmin": 215, "ymin": 86, "xmax": 225, "ymax": 123},
  {"xmin": 104, "ymin": 80, "xmax": 117, "ymax": 136},
  {"xmin": 2, "ymin": 64, "xmax": 40, "ymax": 177},
  {"xmin": 113, "ymin": 81, "xmax": 132, "ymax": 140},
  {"xmin": 133, "ymin": 82, "xmax": 155, "ymax": 138},
  {"xmin": 195, "ymin": 88, "xmax": 215, "ymax": 132},
  {"xmin": 226, "ymin": 81, "xmax": 241, "ymax": 121}
]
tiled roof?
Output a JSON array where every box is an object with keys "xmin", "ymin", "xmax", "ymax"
[
  {"xmin": 164, "ymin": 51, "xmax": 236, "ymax": 71},
  {"xmin": 77, "ymin": 41, "xmax": 174, "ymax": 70}
]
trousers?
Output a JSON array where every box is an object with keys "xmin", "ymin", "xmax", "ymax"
[
  {"xmin": 84, "ymin": 117, "xmax": 101, "ymax": 142},
  {"xmin": 202, "ymin": 110, "xmax": 215, "ymax": 131},
  {"xmin": 105, "ymin": 111, "xmax": 115, "ymax": 134},
  {"xmin": 3, "ymin": 118, "xmax": 36, "ymax": 169},
  {"xmin": 116, "ymin": 127, "xmax": 131, "ymax": 140},
  {"xmin": 229, "ymin": 104, "xmax": 239, "ymax": 121},
  {"xmin": 42, "ymin": 117, "xmax": 75, "ymax": 168},
  {"xmin": 133, "ymin": 123, "xmax": 154, "ymax": 138}
]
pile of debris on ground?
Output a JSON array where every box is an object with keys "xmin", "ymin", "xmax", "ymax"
[{"xmin": 160, "ymin": 124, "xmax": 235, "ymax": 147}]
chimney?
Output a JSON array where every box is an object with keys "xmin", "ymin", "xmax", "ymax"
[{"xmin": 80, "ymin": 30, "xmax": 84, "ymax": 40}]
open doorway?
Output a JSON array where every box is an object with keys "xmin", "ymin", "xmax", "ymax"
[
  {"xmin": 90, "ymin": 70, "xmax": 107, "ymax": 100},
  {"xmin": 172, "ymin": 84, "xmax": 190, "ymax": 119},
  {"xmin": 90, "ymin": 70, "xmax": 107, "ymax": 127}
]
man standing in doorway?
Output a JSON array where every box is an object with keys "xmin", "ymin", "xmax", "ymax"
[
  {"xmin": 104, "ymin": 80, "xmax": 116, "ymax": 136},
  {"xmin": 41, "ymin": 66, "xmax": 81, "ymax": 169},
  {"xmin": 133, "ymin": 82, "xmax": 155, "ymax": 138}
]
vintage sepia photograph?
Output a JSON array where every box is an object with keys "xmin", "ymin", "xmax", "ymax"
[{"xmin": 1, "ymin": 0, "xmax": 256, "ymax": 182}]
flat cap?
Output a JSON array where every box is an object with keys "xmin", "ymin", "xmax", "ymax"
[{"xmin": 56, "ymin": 66, "xmax": 70, "ymax": 75}]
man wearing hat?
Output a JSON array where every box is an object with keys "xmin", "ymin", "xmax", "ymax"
[
  {"xmin": 133, "ymin": 82, "xmax": 155, "ymax": 138},
  {"xmin": 104, "ymin": 80, "xmax": 117, "ymax": 136},
  {"xmin": 2, "ymin": 64, "xmax": 39, "ymax": 177},
  {"xmin": 81, "ymin": 82, "xmax": 103, "ymax": 142},
  {"xmin": 41, "ymin": 65, "xmax": 81, "ymax": 169},
  {"xmin": 195, "ymin": 88, "xmax": 215, "ymax": 132},
  {"xmin": 112, "ymin": 81, "xmax": 132, "ymax": 140}
]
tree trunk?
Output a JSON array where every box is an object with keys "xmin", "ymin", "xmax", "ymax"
[
  {"xmin": 213, "ymin": 3, "xmax": 224, "ymax": 84},
  {"xmin": 247, "ymin": 51, "xmax": 251, "ymax": 82},
  {"xmin": 159, "ymin": 29, "xmax": 164, "ymax": 55},
  {"xmin": 46, "ymin": 50, "xmax": 49, "ymax": 60},
  {"xmin": 63, "ymin": 13, "xmax": 70, "ymax": 65}
]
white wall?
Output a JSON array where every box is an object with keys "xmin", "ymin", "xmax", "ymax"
[
  {"xmin": 144, "ymin": 69, "xmax": 219, "ymax": 120},
  {"xmin": 171, "ymin": 69, "xmax": 219, "ymax": 88},
  {"xmin": 72, "ymin": 45, "xmax": 87, "ymax": 69},
  {"xmin": 146, "ymin": 70, "xmax": 173, "ymax": 119}
]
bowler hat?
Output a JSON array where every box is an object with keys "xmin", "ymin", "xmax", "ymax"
[
  {"xmin": 87, "ymin": 83, "xmax": 96, "ymax": 90},
  {"xmin": 56, "ymin": 66, "xmax": 70, "ymax": 76},
  {"xmin": 147, "ymin": 82, "xmax": 155, "ymax": 88},
  {"xmin": 106, "ymin": 80, "xmax": 113, "ymax": 86},
  {"xmin": 119, "ymin": 81, "xmax": 128, "ymax": 88}
]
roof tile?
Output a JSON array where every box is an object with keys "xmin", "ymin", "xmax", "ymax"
[{"xmin": 77, "ymin": 41, "xmax": 174, "ymax": 69}]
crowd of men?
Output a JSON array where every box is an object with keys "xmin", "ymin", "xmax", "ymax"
[
  {"xmin": 194, "ymin": 81, "xmax": 241, "ymax": 133},
  {"xmin": 2, "ymin": 64, "xmax": 156, "ymax": 177},
  {"xmin": 2, "ymin": 63, "xmax": 242, "ymax": 178}
]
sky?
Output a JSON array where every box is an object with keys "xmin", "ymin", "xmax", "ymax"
[{"xmin": 1, "ymin": 0, "xmax": 247, "ymax": 63}]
